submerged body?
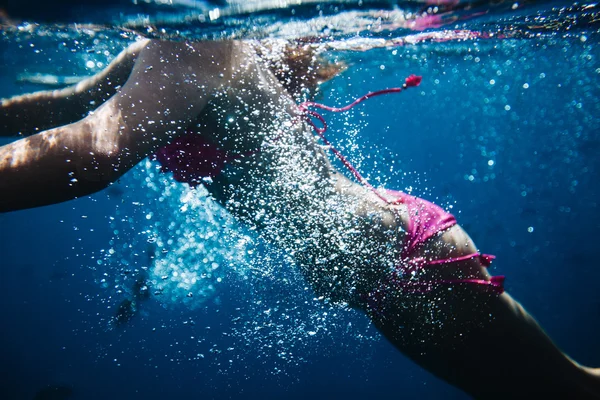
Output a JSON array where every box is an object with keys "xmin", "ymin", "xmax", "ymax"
[{"xmin": 1, "ymin": 39, "xmax": 599, "ymax": 398}]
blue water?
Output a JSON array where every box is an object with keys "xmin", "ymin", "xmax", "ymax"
[{"xmin": 1, "ymin": 3, "xmax": 600, "ymax": 399}]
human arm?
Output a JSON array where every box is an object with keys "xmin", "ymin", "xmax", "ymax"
[
  {"xmin": 0, "ymin": 39, "xmax": 149, "ymax": 136},
  {"xmin": 0, "ymin": 40, "xmax": 234, "ymax": 212}
]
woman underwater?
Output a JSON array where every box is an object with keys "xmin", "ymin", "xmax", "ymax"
[{"xmin": 1, "ymin": 39, "xmax": 599, "ymax": 399}]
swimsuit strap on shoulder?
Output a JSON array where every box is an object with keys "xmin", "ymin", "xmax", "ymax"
[{"xmin": 406, "ymin": 252, "xmax": 496, "ymax": 270}]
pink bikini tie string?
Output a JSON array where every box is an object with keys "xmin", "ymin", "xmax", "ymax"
[{"xmin": 298, "ymin": 74, "xmax": 422, "ymax": 204}]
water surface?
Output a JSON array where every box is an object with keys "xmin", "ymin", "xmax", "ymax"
[{"xmin": 1, "ymin": 1, "xmax": 599, "ymax": 399}]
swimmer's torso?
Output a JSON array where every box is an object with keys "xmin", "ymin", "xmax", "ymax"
[{"xmin": 181, "ymin": 41, "xmax": 405, "ymax": 305}]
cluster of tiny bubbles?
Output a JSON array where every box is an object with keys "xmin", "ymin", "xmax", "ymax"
[
  {"xmin": 209, "ymin": 94, "xmax": 413, "ymax": 371},
  {"xmin": 222, "ymin": 233, "xmax": 380, "ymax": 375},
  {"xmin": 99, "ymin": 159, "xmax": 249, "ymax": 312},
  {"xmin": 238, "ymin": 88, "xmax": 438, "ymax": 360},
  {"xmin": 95, "ymin": 154, "xmax": 380, "ymax": 371}
]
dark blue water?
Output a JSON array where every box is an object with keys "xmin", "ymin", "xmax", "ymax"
[{"xmin": 1, "ymin": 4, "xmax": 600, "ymax": 399}]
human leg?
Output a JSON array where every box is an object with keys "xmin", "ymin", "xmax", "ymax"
[{"xmin": 367, "ymin": 276, "xmax": 600, "ymax": 399}]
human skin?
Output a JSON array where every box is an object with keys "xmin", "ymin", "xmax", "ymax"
[{"xmin": 1, "ymin": 39, "xmax": 599, "ymax": 399}]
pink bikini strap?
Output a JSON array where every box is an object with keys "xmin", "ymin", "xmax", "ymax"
[
  {"xmin": 298, "ymin": 75, "xmax": 422, "ymax": 134},
  {"xmin": 405, "ymin": 252, "xmax": 496, "ymax": 272},
  {"xmin": 400, "ymin": 253, "xmax": 503, "ymax": 293},
  {"xmin": 298, "ymin": 75, "xmax": 422, "ymax": 205}
]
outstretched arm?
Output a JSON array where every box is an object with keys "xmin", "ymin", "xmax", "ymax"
[
  {"xmin": 0, "ymin": 39, "xmax": 149, "ymax": 136},
  {"xmin": 0, "ymin": 40, "xmax": 234, "ymax": 212}
]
